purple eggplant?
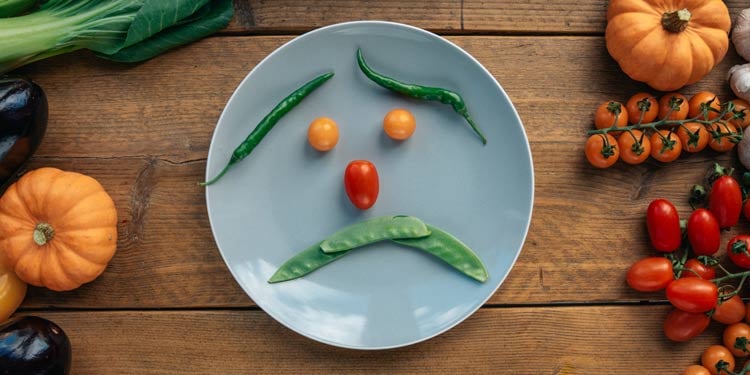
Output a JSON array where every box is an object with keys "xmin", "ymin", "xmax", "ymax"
[
  {"xmin": 0, "ymin": 316, "xmax": 71, "ymax": 375},
  {"xmin": 0, "ymin": 76, "xmax": 47, "ymax": 185}
]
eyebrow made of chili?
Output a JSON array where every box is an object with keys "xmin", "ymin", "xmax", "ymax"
[
  {"xmin": 356, "ymin": 48, "xmax": 487, "ymax": 145},
  {"xmin": 201, "ymin": 71, "xmax": 335, "ymax": 186}
]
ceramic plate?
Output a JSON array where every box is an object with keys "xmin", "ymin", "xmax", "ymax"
[{"xmin": 205, "ymin": 21, "xmax": 533, "ymax": 349}]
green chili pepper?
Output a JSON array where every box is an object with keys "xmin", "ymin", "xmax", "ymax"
[
  {"xmin": 201, "ymin": 71, "xmax": 334, "ymax": 186},
  {"xmin": 268, "ymin": 216, "xmax": 489, "ymax": 284},
  {"xmin": 267, "ymin": 241, "xmax": 349, "ymax": 283},
  {"xmin": 320, "ymin": 215, "xmax": 431, "ymax": 253},
  {"xmin": 356, "ymin": 48, "xmax": 487, "ymax": 145},
  {"xmin": 392, "ymin": 224, "xmax": 488, "ymax": 283}
]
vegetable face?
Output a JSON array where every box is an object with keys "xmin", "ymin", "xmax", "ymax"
[
  {"xmin": 0, "ymin": 76, "xmax": 47, "ymax": 186},
  {"xmin": 605, "ymin": 0, "xmax": 731, "ymax": 91},
  {"xmin": 0, "ymin": 167, "xmax": 118, "ymax": 291},
  {"xmin": 0, "ymin": 316, "xmax": 71, "ymax": 375}
]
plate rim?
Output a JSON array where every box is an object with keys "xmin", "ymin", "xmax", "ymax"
[{"xmin": 205, "ymin": 20, "xmax": 535, "ymax": 350}]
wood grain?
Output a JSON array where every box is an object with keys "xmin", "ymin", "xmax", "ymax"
[
  {"xmin": 33, "ymin": 306, "xmax": 724, "ymax": 374},
  {"xmin": 221, "ymin": 1, "xmax": 750, "ymax": 34},
  {"xmin": 226, "ymin": 0, "xmax": 461, "ymax": 33},
  {"xmin": 16, "ymin": 35, "xmax": 749, "ymax": 308}
]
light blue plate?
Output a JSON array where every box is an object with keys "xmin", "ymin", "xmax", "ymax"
[{"xmin": 205, "ymin": 21, "xmax": 534, "ymax": 349}]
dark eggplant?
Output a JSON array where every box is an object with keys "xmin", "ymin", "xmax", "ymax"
[
  {"xmin": 0, "ymin": 76, "xmax": 47, "ymax": 186},
  {"xmin": 0, "ymin": 316, "xmax": 71, "ymax": 375}
]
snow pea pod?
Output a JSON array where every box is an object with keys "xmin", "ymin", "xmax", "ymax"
[
  {"xmin": 392, "ymin": 225, "xmax": 488, "ymax": 283},
  {"xmin": 267, "ymin": 241, "xmax": 349, "ymax": 283},
  {"xmin": 320, "ymin": 215, "xmax": 431, "ymax": 253}
]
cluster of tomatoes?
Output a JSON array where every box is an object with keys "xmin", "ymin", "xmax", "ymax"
[
  {"xmin": 626, "ymin": 166, "xmax": 750, "ymax": 374},
  {"xmin": 585, "ymin": 92, "xmax": 749, "ymax": 168}
]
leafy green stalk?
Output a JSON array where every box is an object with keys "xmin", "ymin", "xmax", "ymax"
[
  {"xmin": 0, "ymin": 0, "xmax": 233, "ymax": 73},
  {"xmin": 0, "ymin": 0, "xmax": 38, "ymax": 17}
]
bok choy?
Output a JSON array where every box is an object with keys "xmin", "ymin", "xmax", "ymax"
[{"xmin": 0, "ymin": 0, "xmax": 233, "ymax": 73}]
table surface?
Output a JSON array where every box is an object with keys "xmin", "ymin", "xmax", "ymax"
[{"xmin": 11, "ymin": 1, "xmax": 750, "ymax": 373}]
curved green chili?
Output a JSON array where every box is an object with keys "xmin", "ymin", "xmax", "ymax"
[
  {"xmin": 356, "ymin": 49, "xmax": 487, "ymax": 145},
  {"xmin": 392, "ymin": 224, "xmax": 488, "ymax": 283},
  {"xmin": 201, "ymin": 71, "xmax": 335, "ymax": 186}
]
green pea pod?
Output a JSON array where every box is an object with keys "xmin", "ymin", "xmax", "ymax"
[
  {"xmin": 268, "ymin": 242, "xmax": 349, "ymax": 283},
  {"xmin": 320, "ymin": 215, "xmax": 431, "ymax": 253},
  {"xmin": 392, "ymin": 225, "xmax": 488, "ymax": 283}
]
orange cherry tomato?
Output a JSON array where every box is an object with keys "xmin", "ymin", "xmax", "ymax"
[
  {"xmin": 676, "ymin": 122, "xmax": 709, "ymax": 153},
  {"xmin": 650, "ymin": 130, "xmax": 682, "ymax": 163},
  {"xmin": 383, "ymin": 108, "xmax": 416, "ymax": 140},
  {"xmin": 708, "ymin": 122, "xmax": 739, "ymax": 153},
  {"xmin": 683, "ymin": 365, "xmax": 711, "ymax": 375},
  {"xmin": 658, "ymin": 93, "xmax": 689, "ymax": 121},
  {"xmin": 307, "ymin": 117, "xmax": 339, "ymax": 152},
  {"xmin": 724, "ymin": 322, "xmax": 750, "ymax": 358},
  {"xmin": 0, "ymin": 260, "xmax": 26, "ymax": 322},
  {"xmin": 594, "ymin": 101, "xmax": 628, "ymax": 130},
  {"xmin": 701, "ymin": 345, "xmax": 735, "ymax": 375},
  {"xmin": 726, "ymin": 99, "xmax": 750, "ymax": 129},
  {"xmin": 626, "ymin": 93, "xmax": 658, "ymax": 124},
  {"xmin": 617, "ymin": 130, "xmax": 650, "ymax": 165},
  {"xmin": 713, "ymin": 295, "xmax": 747, "ymax": 325},
  {"xmin": 584, "ymin": 134, "xmax": 619, "ymax": 168},
  {"xmin": 689, "ymin": 91, "xmax": 722, "ymax": 120}
]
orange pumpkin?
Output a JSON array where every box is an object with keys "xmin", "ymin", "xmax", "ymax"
[
  {"xmin": 605, "ymin": 0, "xmax": 731, "ymax": 91},
  {"xmin": 0, "ymin": 168, "xmax": 117, "ymax": 291}
]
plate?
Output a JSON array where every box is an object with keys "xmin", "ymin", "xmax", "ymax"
[{"xmin": 205, "ymin": 21, "xmax": 534, "ymax": 349}]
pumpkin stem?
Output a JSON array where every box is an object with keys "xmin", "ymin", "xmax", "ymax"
[
  {"xmin": 662, "ymin": 9, "xmax": 691, "ymax": 33},
  {"xmin": 33, "ymin": 223, "xmax": 55, "ymax": 246}
]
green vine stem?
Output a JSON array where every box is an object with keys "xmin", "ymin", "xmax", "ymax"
[{"xmin": 588, "ymin": 99, "xmax": 742, "ymax": 142}]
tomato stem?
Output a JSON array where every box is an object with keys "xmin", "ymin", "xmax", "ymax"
[{"xmin": 587, "ymin": 101, "xmax": 738, "ymax": 137}]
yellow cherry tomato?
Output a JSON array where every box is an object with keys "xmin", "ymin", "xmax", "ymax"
[
  {"xmin": 383, "ymin": 108, "xmax": 416, "ymax": 140},
  {"xmin": 0, "ymin": 260, "xmax": 26, "ymax": 322},
  {"xmin": 307, "ymin": 117, "xmax": 339, "ymax": 151}
]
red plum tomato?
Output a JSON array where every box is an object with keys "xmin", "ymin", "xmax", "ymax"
[
  {"xmin": 709, "ymin": 175, "xmax": 742, "ymax": 229},
  {"xmin": 666, "ymin": 278, "xmax": 718, "ymax": 313},
  {"xmin": 683, "ymin": 258, "xmax": 716, "ymax": 280},
  {"xmin": 728, "ymin": 236, "xmax": 750, "ymax": 269},
  {"xmin": 646, "ymin": 199, "xmax": 681, "ymax": 252},
  {"xmin": 687, "ymin": 209, "xmax": 720, "ymax": 256},
  {"xmin": 344, "ymin": 160, "xmax": 379, "ymax": 210},
  {"xmin": 713, "ymin": 295, "xmax": 747, "ymax": 325},
  {"xmin": 626, "ymin": 257, "xmax": 673, "ymax": 292},
  {"xmin": 664, "ymin": 309, "xmax": 710, "ymax": 342}
]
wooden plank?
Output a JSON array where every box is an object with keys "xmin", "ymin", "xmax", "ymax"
[
  {"xmin": 30, "ymin": 306, "xmax": 723, "ymax": 374},
  {"xmin": 14, "ymin": 35, "xmax": 749, "ymax": 308},
  {"xmin": 225, "ymin": 0, "xmax": 461, "ymax": 33},
  {"xmin": 20, "ymin": 35, "xmax": 744, "ymax": 160},
  {"xmin": 463, "ymin": 0, "xmax": 749, "ymax": 33}
]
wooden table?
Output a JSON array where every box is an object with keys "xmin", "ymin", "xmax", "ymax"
[{"xmin": 12, "ymin": 1, "xmax": 750, "ymax": 373}]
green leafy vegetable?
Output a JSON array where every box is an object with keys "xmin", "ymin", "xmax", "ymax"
[
  {"xmin": 0, "ymin": 0, "xmax": 233, "ymax": 73},
  {"xmin": 0, "ymin": 0, "xmax": 37, "ymax": 18}
]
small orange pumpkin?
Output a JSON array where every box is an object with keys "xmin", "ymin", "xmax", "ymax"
[
  {"xmin": 606, "ymin": 0, "xmax": 731, "ymax": 91},
  {"xmin": 0, "ymin": 168, "xmax": 117, "ymax": 291}
]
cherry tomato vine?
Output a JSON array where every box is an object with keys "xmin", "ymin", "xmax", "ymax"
[{"xmin": 586, "ymin": 92, "xmax": 745, "ymax": 168}]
